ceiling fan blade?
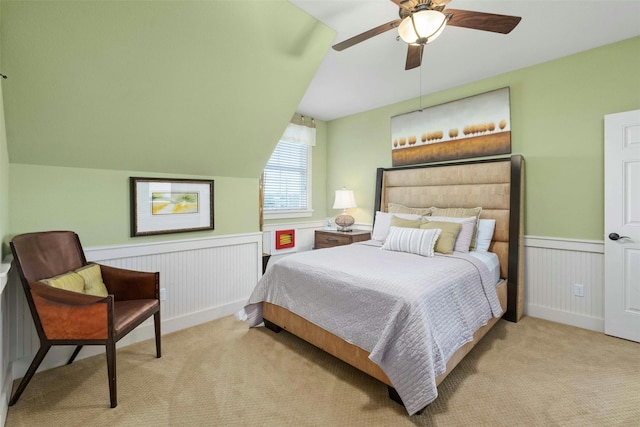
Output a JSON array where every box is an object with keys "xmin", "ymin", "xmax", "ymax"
[
  {"xmin": 405, "ymin": 44, "xmax": 423, "ymax": 70},
  {"xmin": 332, "ymin": 19, "xmax": 402, "ymax": 51},
  {"xmin": 389, "ymin": 0, "xmax": 413, "ymax": 11},
  {"xmin": 445, "ymin": 9, "xmax": 522, "ymax": 34},
  {"xmin": 432, "ymin": 0, "xmax": 452, "ymax": 7}
]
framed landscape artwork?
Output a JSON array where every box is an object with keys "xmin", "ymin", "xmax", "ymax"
[
  {"xmin": 130, "ymin": 177, "xmax": 214, "ymax": 237},
  {"xmin": 391, "ymin": 87, "xmax": 511, "ymax": 166}
]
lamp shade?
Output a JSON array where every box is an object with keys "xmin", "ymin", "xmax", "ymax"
[
  {"xmin": 333, "ymin": 189, "xmax": 356, "ymax": 210},
  {"xmin": 398, "ymin": 10, "xmax": 447, "ymax": 45}
]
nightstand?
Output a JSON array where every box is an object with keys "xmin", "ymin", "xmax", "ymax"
[{"xmin": 314, "ymin": 230, "xmax": 371, "ymax": 249}]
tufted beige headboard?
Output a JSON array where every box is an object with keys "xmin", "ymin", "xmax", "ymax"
[{"xmin": 374, "ymin": 155, "xmax": 524, "ymax": 322}]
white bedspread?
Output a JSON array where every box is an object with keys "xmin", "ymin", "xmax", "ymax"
[{"xmin": 244, "ymin": 241, "xmax": 502, "ymax": 415}]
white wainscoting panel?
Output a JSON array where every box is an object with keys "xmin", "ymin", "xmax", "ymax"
[
  {"xmin": 524, "ymin": 236, "xmax": 605, "ymax": 332},
  {"xmin": 1, "ymin": 260, "xmax": 12, "ymax": 427},
  {"xmin": 9, "ymin": 233, "xmax": 262, "ymax": 380},
  {"xmin": 3, "ymin": 229, "xmax": 608, "ymax": 416}
]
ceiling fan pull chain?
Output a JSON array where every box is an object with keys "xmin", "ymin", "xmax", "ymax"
[
  {"xmin": 419, "ymin": 64, "xmax": 422, "ymax": 110},
  {"xmin": 419, "ymin": 54, "xmax": 423, "ymax": 111}
]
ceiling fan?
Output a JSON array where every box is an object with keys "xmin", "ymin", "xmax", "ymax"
[{"xmin": 332, "ymin": 0, "xmax": 522, "ymax": 70}]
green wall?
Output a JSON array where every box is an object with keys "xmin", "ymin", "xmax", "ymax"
[
  {"xmin": 9, "ymin": 164, "xmax": 258, "ymax": 246},
  {"xmin": 0, "ymin": 1, "xmax": 335, "ymax": 247},
  {"xmin": 326, "ymin": 37, "xmax": 640, "ymax": 241},
  {"xmin": 1, "ymin": 0, "xmax": 334, "ymax": 178}
]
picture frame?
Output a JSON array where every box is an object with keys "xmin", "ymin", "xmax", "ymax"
[
  {"xmin": 391, "ymin": 87, "xmax": 511, "ymax": 166},
  {"xmin": 130, "ymin": 177, "xmax": 214, "ymax": 237}
]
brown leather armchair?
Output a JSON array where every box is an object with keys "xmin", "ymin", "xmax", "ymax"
[{"xmin": 9, "ymin": 231, "xmax": 161, "ymax": 408}]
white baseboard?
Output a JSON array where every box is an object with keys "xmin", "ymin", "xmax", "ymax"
[{"xmin": 525, "ymin": 303, "xmax": 604, "ymax": 332}]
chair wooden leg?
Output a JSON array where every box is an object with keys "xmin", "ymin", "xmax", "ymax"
[
  {"xmin": 9, "ymin": 344, "xmax": 51, "ymax": 406},
  {"xmin": 67, "ymin": 345, "xmax": 83, "ymax": 365},
  {"xmin": 106, "ymin": 341, "xmax": 117, "ymax": 408},
  {"xmin": 154, "ymin": 311, "xmax": 161, "ymax": 358}
]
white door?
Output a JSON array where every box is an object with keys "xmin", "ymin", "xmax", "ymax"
[{"xmin": 604, "ymin": 109, "xmax": 640, "ymax": 343}]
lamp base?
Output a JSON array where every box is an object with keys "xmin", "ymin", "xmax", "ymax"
[{"xmin": 335, "ymin": 214, "xmax": 355, "ymax": 232}]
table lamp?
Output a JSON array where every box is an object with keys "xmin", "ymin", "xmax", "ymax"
[{"xmin": 333, "ymin": 189, "xmax": 356, "ymax": 232}]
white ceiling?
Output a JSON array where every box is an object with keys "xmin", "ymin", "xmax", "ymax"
[{"xmin": 289, "ymin": 0, "xmax": 640, "ymax": 121}]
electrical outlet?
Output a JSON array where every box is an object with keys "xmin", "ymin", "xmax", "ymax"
[
  {"xmin": 160, "ymin": 288, "xmax": 166, "ymax": 301},
  {"xmin": 574, "ymin": 284, "xmax": 584, "ymax": 297}
]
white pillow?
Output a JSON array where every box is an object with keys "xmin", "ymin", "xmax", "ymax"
[
  {"xmin": 371, "ymin": 211, "xmax": 422, "ymax": 241},
  {"xmin": 381, "ymin": 226, "xmax": 441, "ymax": 257},
  {"xmin": 475, "ymin": 219, "xmax": 496, "ymax": 252},
  {"xmin": 427, "ymin": 216, "xmax": 476, "ymax": 253}
]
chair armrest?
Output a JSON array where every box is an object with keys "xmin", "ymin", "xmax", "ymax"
[
  {"xmin": 98, "ymin": 263, "xmax": 159, "ymax": 301},
  {"xmin": 30, "ymin": 281, "xmax": 111, "ymax": 340}
]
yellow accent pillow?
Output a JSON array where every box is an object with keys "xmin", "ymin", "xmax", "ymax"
[
  {"xmin": 420, "ymin": 221, "xmax": 462, "ymax": 254},
  {"xmin": 390, "ymin": 215, "xmax": 423, "ymax": 229},
  {"xmin": 430, "ymin": 207, "xmax": 482, "ymax": 250},
  {"xmin": 41, "ymin": 271, "xmax": 85, "ymax": 293},
  {"xmin": 75, "ymin": 264, "xmax": 109, "ymax": 297},
  {"xmin": 388, "ymin": 203, "xmax": 432, "ymax": 216}
]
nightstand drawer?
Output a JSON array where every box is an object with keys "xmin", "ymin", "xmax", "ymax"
[
  {"xmin": 314, "ymin": 230, "xmax": 371, "ymax": 249},
  {"xmin": 315, "ymin": 233, "xmax": 352, "ymax": 248}
]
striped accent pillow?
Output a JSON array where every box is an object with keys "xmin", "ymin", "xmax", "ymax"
[{"xmin": 381, "ymin": 226, "xmax": 441, "ymax": 257}]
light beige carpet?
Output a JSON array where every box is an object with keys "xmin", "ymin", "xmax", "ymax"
[{"xmin": 5, "ymin": 315, "xmax": 640, "ymax": 426}]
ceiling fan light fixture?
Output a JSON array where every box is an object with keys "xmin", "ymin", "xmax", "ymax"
[{"xmin": 398, "ymin": 10, "xmax": 447, "ymax": 45}]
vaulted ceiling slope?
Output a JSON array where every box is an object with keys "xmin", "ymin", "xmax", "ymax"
[
  {"xmin": 290, "ymin": 0, "xmax": 640, "ymax": 121},
  {"xmin": 1, "ymin": 1, "xmax": 334, "ymax": 178}
]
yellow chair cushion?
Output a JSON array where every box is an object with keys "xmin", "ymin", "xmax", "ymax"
[
  {"xmin": 41, "ymin": 271, "xmax": 85, "ymax": 293},
  {"xmin": 75, "ymin": 264, "xmax": 109, "ymax": 297},
  {"xmin": 40, "ymin": 264, "xmax": 108, "ymax": 297}
]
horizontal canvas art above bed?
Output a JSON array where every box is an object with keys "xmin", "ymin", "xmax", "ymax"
[{"xmin": 391, "ymin": 87, "xmax": 511, "ymax": 166}]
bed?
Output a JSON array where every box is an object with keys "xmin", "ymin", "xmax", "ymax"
[{"xmin": 244, "ymin": 155, "xmax": 524, "ymax": 415}]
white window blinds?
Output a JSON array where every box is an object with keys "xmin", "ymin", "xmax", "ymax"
[
  {"xmin": 262, "ymin": 117, "xmax": 315, "ymax": 218},
  {"xmin": 263, "ymin": 140, "xmax": 310, "ymax": 211}
]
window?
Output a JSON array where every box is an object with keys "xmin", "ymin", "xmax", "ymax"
[{"xmin": 263, "ymin": 120, "xmax": 315, "ymax": 219}]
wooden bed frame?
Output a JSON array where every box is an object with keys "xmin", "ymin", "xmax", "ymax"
[{"xmin": 262, "ymin": 155, "xmax": 524, "ymax": 410}]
